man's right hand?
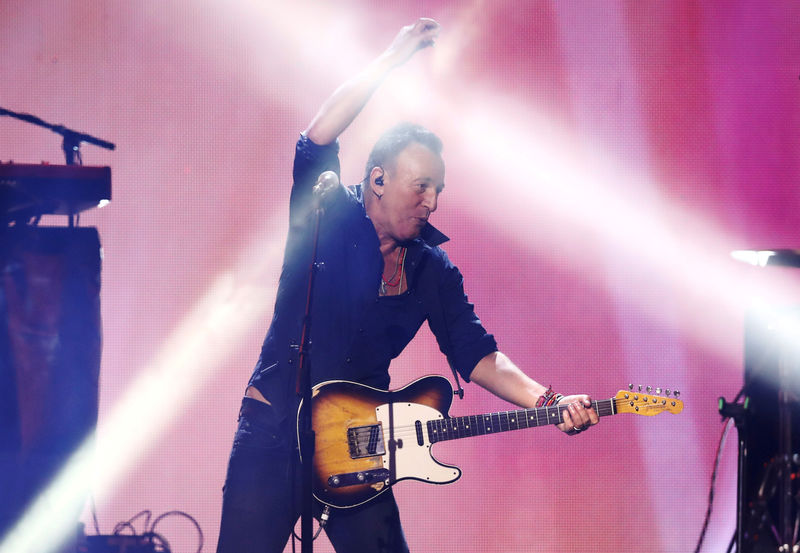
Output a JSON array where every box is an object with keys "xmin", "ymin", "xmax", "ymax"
[
  {"xmin": 304, "ymin": 18, "xmax": 440, "ymax": 146},
  {"xmin": 382, "ymin": 18, "xmax": 441, "ymax": 69}
]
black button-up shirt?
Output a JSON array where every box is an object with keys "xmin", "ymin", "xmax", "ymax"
[{"xmin": 248, "ymin": 135, "xmax": 497, "ymax": 418}]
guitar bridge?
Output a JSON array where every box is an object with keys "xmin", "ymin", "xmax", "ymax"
[{"xmin": 347, "ymin": 424, "xmax": 386, "ymax": 459}]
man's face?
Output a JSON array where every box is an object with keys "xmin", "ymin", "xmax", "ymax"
[{"xmin": 373, "ymin": 142, "xmax": 445, "ymax": 243}]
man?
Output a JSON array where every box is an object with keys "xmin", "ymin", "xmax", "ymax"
[{"xmin": 217, "ymin": 18, "xmax": 598, "ymax": 553}]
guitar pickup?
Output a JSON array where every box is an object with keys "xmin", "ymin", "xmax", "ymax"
[
  {"xmin": 327, "ymin": 468, "xmax": 390, "ymax": 488},
  {"xmin": 347, "ymin": 424, "xmax": 386, "ymax": 458}
]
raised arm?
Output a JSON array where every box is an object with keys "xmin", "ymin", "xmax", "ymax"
[{"xmin": 303, "ymin": 18, "xmax": 440, "ymax": 146}]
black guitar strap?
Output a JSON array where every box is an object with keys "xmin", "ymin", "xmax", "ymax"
[
  {"xmin": 434, "ymin": 264, "xmax": 465, "ymax": 400},
  {"xmin": 411, "ymin": 243, "xmax": 465, "ymax": 400},
  {"xmin": 449, "ymin": 360, "xmax": 465, "ymax": 400}
]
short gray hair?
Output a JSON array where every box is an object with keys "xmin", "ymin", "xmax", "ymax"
[{"xmin": 363, "ymin": 122, "xmax": 443, "ymax": 183}]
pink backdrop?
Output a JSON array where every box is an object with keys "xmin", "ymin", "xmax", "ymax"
[{"xmin": 3, "ymin": 1, "xmax": 800, "ymax": 552}]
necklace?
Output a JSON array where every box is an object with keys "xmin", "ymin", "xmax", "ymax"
[{"xmin": 380, "ymin": 247, "xmax": 406, "ymax": 296}]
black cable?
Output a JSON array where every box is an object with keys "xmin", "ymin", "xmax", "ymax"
[
  {"xmin": 111, "ymin": 521, "xmax": 137, "ymax": 535},
  {"xmin": 113, "ymin": 509, "xmax": 152, "ymax": 535},
  {"xmin": 149, "ymin": 510, "xmax": 203, "ymax": 553},
  {"xmin": 291, "ymin": 442, "xmax": 297, "ymax": 553},
  {"xmin": 89, "ymin": 493, "xmax": 101, "ymax": 535},
  {"xmin": 292, "ymin": 505, "xmax": 330, "ymax": 543},
  {"xmin": 98, "ymin": 509, "xmax": 201, "ymax": 553},
  {"xmin": 694, "ymin": 416, "xmax": 735, "ymax": 553},
  {"xmin": 142, "ymin": 531, "xmax": 171, "ymax": 553}
]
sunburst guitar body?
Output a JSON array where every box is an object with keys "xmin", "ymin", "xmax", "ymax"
[{"xmin": 298, "ymin": 375, "xmax": 682, "ymax": 508}]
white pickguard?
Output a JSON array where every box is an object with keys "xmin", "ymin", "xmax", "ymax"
[{"xmin": 375, "ymin": 402, "xmax": 461, "ymax": 484}]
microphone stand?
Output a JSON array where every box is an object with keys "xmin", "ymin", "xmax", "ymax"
[
  {"xmin": 1, "ymin": 106, "xmax": 116, "ymax": 226},
  {"xmin": 0, "ymin": 106, "xmax": 116, "ymax": 165},
  {"xmin": 295, "ymin": 193, "xmax": 326, "ymax": 553}
]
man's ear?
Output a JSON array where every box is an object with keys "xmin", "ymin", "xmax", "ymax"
[
  {"xmin": 370, "ymin": 166, "xmax": 384, "ymax": 185},
  {"xmin": 368, "ymin": 167, "xmax": 385, "ymax": 199}
]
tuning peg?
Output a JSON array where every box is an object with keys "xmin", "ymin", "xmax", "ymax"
[
  {"xmin": 674, "ymin": 390, "xmax": 681, "ymax": 398},
  {"xmin": 646, "ymin": 385, "xmax": 652, "ymax": 393},
  {"xmin": 665, "ymin": 389, "xmax": 671, "ymax": 396},
  {"xmin": 628, "ymin": 383, "xmax": 634, "ymax": 391},
  {"xmin": 638, "ymin": 385, "xmax": 642, "ymax": 392},
  {"xmin": 656, "ymin": 387, "xmax": 662, "ymax": 395}
]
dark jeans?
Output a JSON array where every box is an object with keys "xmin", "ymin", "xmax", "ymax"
[{"xmin": 216, "ymin": 398, "xmax": 410, "ymax": 553}]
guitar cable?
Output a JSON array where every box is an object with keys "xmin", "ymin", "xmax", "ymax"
[
  {"xmin": 694, "ymin": 386, "xmax": 744, "ymax": 553},
  {"xmin": 693, "ymin": 417, "xmax": 734, "ymax": 553},
  {"xmin": 291, "ymin": 505, "xmax": 330, "ymax": 547}
]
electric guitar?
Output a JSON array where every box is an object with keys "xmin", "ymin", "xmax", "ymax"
[{"xmin": 298, "ymin": 375, "xmax": 683, "ymax": 508}]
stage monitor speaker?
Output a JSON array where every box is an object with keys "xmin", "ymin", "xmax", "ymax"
[
  {"xmin": 0, "ymin": 226, "xmax": 102, "ymax": 547},
  {"xmin": 82, "ymin": 535, "xmax": 158, "ymax": 553}
]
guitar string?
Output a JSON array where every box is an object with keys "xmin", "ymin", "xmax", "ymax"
[
  {"xmin": 345, "ymin": 403, "xmax": 656, "ymax": 441},
  {"xmin": 345, "ymin": 401, "xmax": 656, "ymax": 434},
  {"xmin": 343, "ymin": 399, "xmax": 678, "ymax": 443}
]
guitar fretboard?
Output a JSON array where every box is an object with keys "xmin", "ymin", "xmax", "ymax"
[{"xmin": 427, "ymin": 398, "xmax": 617, "ymax": 444}]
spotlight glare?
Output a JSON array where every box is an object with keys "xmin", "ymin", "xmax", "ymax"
[
  {"xmin": 731, "ymin": 249, "xmax": 776, "ymax": 267},
  {"xmin": 0, "ymin": 230, "xmax": 285, "ymax": 553}
]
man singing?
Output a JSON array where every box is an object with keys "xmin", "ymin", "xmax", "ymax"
[{"xmin": 216, "ymin": 18, "xmax": 598, "ymax": 553}]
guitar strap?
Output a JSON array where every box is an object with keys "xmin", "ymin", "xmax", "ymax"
[
  {"xmin": 449, "ymin": 360, "xmax": 465, "ymax": 400},
  {"xmin": 437, "ymin": 267, "xmax": 465, "ymax": 400},
  {"xmin": 412, "ymin": 243, "xmax": 465, "ymax": 400}
]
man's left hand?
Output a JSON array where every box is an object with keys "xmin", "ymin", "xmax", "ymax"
[{"xmin": 556, "ymin": 395, "xmax": 599, "ymax": 435}]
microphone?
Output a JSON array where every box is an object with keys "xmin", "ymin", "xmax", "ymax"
[{"xmin": 313, "ymin": 170, "xmax": 340, "ymax": 198}]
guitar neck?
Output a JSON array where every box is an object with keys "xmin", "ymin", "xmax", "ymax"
[{"xmin": 427, "ymin": 398, "xmax": 617, "ymax": 444}]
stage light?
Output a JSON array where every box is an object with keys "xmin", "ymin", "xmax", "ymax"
[
  {"xmin": 452, "ymin": 92, "xmax": 800, "ymax": 359},
  {"xmin": 731, "ymin": 249, "xmax": 776, "ymax": 267},
  {"xmin": 732, "ymin": 249, "xmax": 800, "ymax": 269}
]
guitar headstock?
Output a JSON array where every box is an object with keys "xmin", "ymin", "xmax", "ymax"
[{"xmin": 614, "ymin": 385, "xmax": 683, "ymax": 416}]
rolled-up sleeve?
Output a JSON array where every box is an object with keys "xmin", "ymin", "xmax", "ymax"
[
  {"xmin": 428, "ymin": 250, "xmax": 498, "ymax": 382},
  {"xmin": 289, "ymin": 134, "xmax": 342, "ymax": 228}
]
